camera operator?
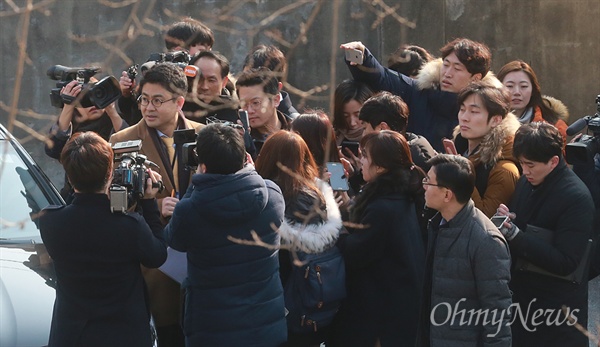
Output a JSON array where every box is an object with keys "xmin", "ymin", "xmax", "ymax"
[
  {"xmin": 164, "ymin": 17, "xmax": 214, "ymax": 56},
  {"xmin": 117, "ymin": 18, "xmax": 215, "ymax": 125},
  {"xmin": 109, "ymin": 62, "xmax": 202, "ymax": 347},
  {"xmin": 39, "ymin": 132, "xmax": 166, "ymax": 347},
  {"xmin": 45, "ymin": 79, "xmax": 127, "ymax": 203},
  {"xmin": 571, "ymin": 137, "xmax": 600, "ymax": 279},
  {"xmin": 163, "ymin": 123, "xmax": 287, "ymax": 346}
]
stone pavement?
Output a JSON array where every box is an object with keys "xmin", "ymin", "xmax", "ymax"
[{"xmin": 589, "ymin": 277, "xmax": 600, "ymax": 347}]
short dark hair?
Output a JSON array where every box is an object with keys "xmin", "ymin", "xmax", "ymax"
[
  {"xmin": 139, "ymin": 63, "xmax": 188, "ymax": 97},
  {"xmin": 235, "ymin": 67, "xmax": 279, "ymax": 96},
  {"xmin": 513, "ymin": 122, "xmax": 563, "ymax": 163},
  {"xmin": 440, "ymin": 38, "xmax": 492, "ymax": 77},
  {"xmin": 190, "ymin": 50, "xmax": 230, "ymax": 78},
  {"xmin": 427, "ymin": 154, "xmax": 475, "ymax": 204},
  {"xmin": 195, "ymin": 123, "xmax": 245, "ymax": 174},
  {"xmin": 60, "ymin": 132, "xmax": 113, "ymax": 193},
  {"xmin": 165, "ymin": 18, "xmax": 214, "ymax": 51},
  {"xmin": 457, "ymin": 81, "xmax": 511, "ymax": 120},
  {"xmin": 359, "ymin": 91, "xmax": 409, "ymax": 133},
  {"xmin": 333, "ymin": 80, "xmax": 374, "ymax": 130},
  {"xmin": 388, "ymin": 44, "xmax": 434, "ymax": 77},
  {"xmin": 243, "ymin": 45, "xmax": 287, "ymax": 82}
]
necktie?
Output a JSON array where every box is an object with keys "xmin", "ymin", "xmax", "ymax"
[{"xmin": 161, "ymin": 136, "xmax": 179, "ymax": 194}]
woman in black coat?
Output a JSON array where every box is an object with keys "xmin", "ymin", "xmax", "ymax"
[
  {"xmin": 256, "ymin": 130, "xmax": 343, "ymax": 347},
  {"xmin": 330, "ymin": 130, "xmax": 426, "ymax": 347},
  {"xmin": 39, "ymin": 132, "xmax": 166, "ymax": 347}
]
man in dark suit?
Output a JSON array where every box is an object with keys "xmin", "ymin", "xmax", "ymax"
[{"xmin": 39, "ymin": 131, "xmax": 166, "ymax": 347}]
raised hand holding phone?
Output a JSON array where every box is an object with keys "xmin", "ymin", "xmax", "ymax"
[{"xmin": 442, "ymin": 138, "xmax": 458, "ymax": 155}]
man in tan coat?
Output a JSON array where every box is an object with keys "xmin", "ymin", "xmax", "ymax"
[{"xmin": 110, "ymin": 62, "xmax": 202, "ymax": 347}]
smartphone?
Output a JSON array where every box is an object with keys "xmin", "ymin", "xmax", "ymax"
[
  {"xmin": 345, "ymin": 48, "xmax": 364, "ymax": 65},
  {"xmin": 238, "ymin": 110, "xmax": 253, "ymax": 150},
  {"xmin": 326, "ymin": 162, "xmax": 349, "ymax": 191},
  {"xmin": 442, "ymin": 138, "xmax": 458, "ymax": 155},
  {"xmin": 341, "ymin": 141, "xmax": 359, "ymax": 157},
  {"xmin": 490, "ymin": 215, "xmax": 509, "ymax": 229}
]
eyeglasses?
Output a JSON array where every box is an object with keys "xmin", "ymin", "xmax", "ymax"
[
  {"xmin": 137, "ymin": 95, "xmax": 178, "ymax": 108},
  {"xmin": 422, "ymin": 177, "xmax": 445, "ymax": 188},
  {"xmin": 240, "ymin": 97, "xmax": 271, "ymax": 111}
]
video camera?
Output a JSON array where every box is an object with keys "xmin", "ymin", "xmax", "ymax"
[
  {"xmin": 109, "ymin": 140, "xmax": 163, "ymax": 213},
  {"xmin": 127, "ymin": 50, "xmax": 199, "ymax": 81},
  {"xmin": 47, "ymin": 65, "xmax": 121, "ymax": 109},
  {"xmin": 565, "ymin": 95, "xmax": 600, "ymax": 165},
  {"xmin": 177, "ymin": 111, "xmax": 252, "ymax": 169}
]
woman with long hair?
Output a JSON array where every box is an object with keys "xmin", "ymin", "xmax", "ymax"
[
  {"xmin": 329, "ymin": 130, "xmax": 426, "ymax": 347},
  {"xmin": 497, "ymin": 60, "xmax": 569, "ymax": 146},
  {"xmin": 291, "ymin": 111, "xmax": 341, "ymax": 175},
  {"xmin": 255, "ymin": 130, "xmax": 343, "ymax": 347},
  {"xmin": 332, "ymin": 80, "xmax": 373, "ymax": 146}
]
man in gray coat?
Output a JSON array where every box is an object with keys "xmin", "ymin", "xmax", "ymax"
[{"xmin": 418, "ymin": 154, "xmax": 512, "ymax": 346}]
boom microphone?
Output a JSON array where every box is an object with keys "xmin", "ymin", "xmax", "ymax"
[{"xmin": 566, "ymin": 116, "xmax": 590, "ymax": 136}]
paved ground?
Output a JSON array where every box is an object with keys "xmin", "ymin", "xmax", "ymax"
[{"xmin": 590, "ymin": 277, "xmax": 600, "ymax": 346}]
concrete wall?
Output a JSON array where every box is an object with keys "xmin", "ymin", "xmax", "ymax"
[
  {"xmin": 1, "ymin": 0, "xmax": 599, "ymax": 181},
  {"xmin": 0, "ymin": 1, "xmax": 599, "ymax": 341}
]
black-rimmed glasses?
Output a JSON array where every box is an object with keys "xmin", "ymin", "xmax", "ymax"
[
  {"xmin": 137, "ymin": 95, "xmax": 177, "ymax": 108},
  {"xmin": 422, "ymin": 177, "xmax": 445, "ymax": 188}
]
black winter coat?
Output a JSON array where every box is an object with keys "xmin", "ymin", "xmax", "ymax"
[
  {"xmin": 331, "ymin": 176, "xmax": 425, "ymax": 347},
  {"xmin": 39, "ymin": 195, "xmax": 167, "ymax": 347},
  {"xmin": 508, "ymin": 160, "xmax": 594, "ymax": 346}
]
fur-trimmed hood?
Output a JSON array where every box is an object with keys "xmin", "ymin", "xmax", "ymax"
[
  {"xmin": 415, "ymin": 58, "xmax": 503, "ymax": 91},
  {"xmin": 277, "ymin": 180, "xmax": 342, "ymax": 254},
  {"xmin": 542, "ymin": 95, "xmax": 570, "ymax": 122},
  {"xmin": 453, "ymin": 112, "xmax": 521, "ymax": 167}
]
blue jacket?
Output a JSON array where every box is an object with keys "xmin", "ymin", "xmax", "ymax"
[
  {"xmin": 164, "ymin": 167, "xmax": 287, "ymax": 347},
  {"xmin": 346, "ymin": 49, "xmax": 459, "ymax": 151}
]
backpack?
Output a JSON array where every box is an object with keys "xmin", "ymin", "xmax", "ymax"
[{"xmin": 283, "ymin": 245, "xmax": 346, "ymax": 333}]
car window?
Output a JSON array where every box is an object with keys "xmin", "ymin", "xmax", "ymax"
[{"xmin": 0, "ymin": 141, "xmax": 51, "ymax": 241}]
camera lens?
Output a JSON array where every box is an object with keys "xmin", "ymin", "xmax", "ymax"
[{"xmin": 93, "ymin": 87, "xmax": 107, "ymax": 100}]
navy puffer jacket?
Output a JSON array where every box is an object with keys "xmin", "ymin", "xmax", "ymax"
[{"xmin": 164, "ymin": 166, "xmax": 287, "ymax": 347}]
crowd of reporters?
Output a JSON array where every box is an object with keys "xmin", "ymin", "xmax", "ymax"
[{"xmin": 40, "ymin": 16, "xmax": 600, "ymax": 347}]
